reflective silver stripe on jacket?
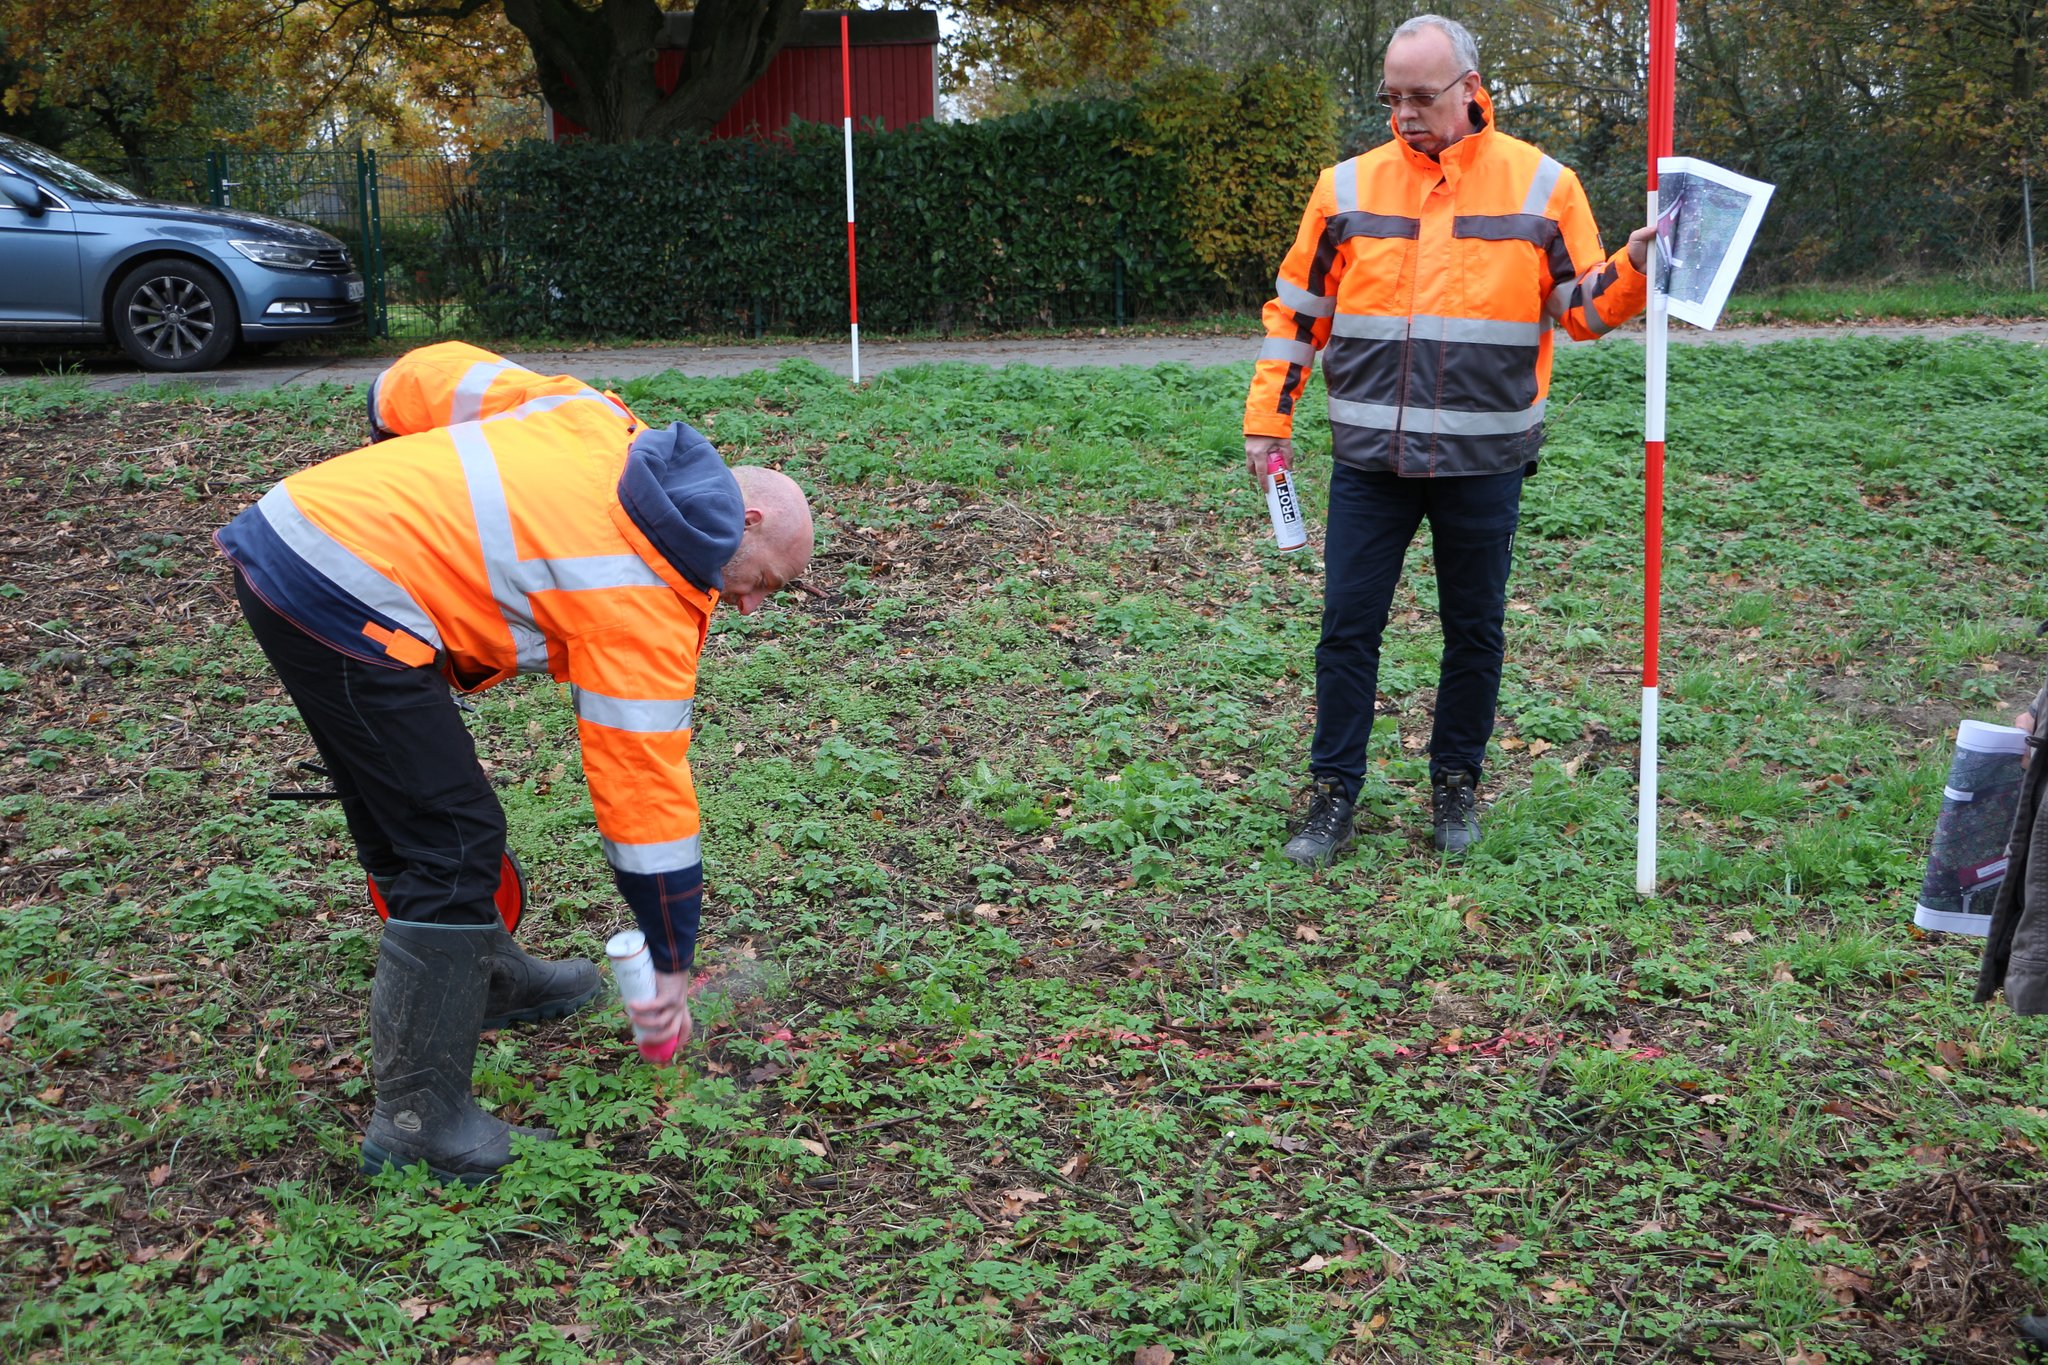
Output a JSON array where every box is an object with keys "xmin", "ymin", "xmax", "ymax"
[
  {"xmin": 1332, "ymin": 314, "xmax": 1544, "ymax": 346},
  {"xmin": 450, "ymin": 360, "xmax": 516, "ymax": 424},
  {"xmin": 255, "ymin": 484, "xmax": 443, "ymax": 646},
  {"xmin": 485, "ymin": 390, "xmax": 630, "ymax": 424},
  {"xmin": 452, "ymin": 424, "xmax": 550, "ymax": 672},
  {"xmin": 1275, "ymin": 278, "xmax": 1336, "ymax": 318},
  {"xmin": 1327, "ymin": 397, "xmax": 1548, "ymax": 437},
  {"xmin": 604, "ymin": 833, "xmax": 703, "ymax": 875},
  {"xmin": 1332, "ymin": 156, "xmax": 1363, "ymax": 215},
  {"xmin": 1259, "ymin": 337, "xmax": 1317, "ymax": 367},
  {"xmin": 1572, "ymin": 280, "xmax": 1622, "ymax": 335},
  {"xmin": 450, "ymin": 424, "xmax": 670, "ymax": 675},
  {"xmin": 540, "ymin": 555, "xmax": 665, "ymax": 592},
  {"xmin": 1521, "ymin": 156, "xmax": 1564, "ymax": 215},
  {"xmin": 574, "ymin": 688, "xmax": 694, "ymax": 733}
]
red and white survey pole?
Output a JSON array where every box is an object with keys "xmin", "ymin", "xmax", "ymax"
[
  {"xmin": 1636, "ymin": 0, "xmax": 1677, "ymax": 896},
  {"xmin": 840, "ymin": 14, "xmax": 861, "ymax": 384}
]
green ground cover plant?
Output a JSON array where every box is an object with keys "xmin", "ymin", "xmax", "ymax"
[
  {"xmin": 0, "ymin": 337, "xmax": 2045, "ymax": 1363},
  {"xmin": 1720, "ymin": 279, "xmax": 2048, "ymax": 326}
]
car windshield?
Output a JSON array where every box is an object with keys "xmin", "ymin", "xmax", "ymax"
[{"xmin": 0, "ymin": 138, "xmax": 140, "ymax": 202}]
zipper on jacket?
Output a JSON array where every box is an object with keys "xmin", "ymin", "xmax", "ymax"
[{"xmin": 1396, "ymin": 176, "xmax": 1439, "ymax": 477}]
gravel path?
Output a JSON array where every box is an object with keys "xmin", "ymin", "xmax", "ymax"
[{"xmin": 12, "ymin": 319, "xmax": 2047, "ymax": 394}]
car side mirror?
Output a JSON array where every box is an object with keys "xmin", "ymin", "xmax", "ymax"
[{"xmin": 0, "ymin": 171, "xmax": 44, "ymax": 215}]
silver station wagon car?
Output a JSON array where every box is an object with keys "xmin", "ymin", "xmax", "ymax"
[{"xmin": 0, "ymin": 134, "xmax": 366, "ymax": 372}]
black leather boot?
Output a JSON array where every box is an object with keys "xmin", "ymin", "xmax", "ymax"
[
  {"xmin": 1431, "ymin": 770, "xmax": 1481, "ymax": 855},
  {"xmin": 481, "ymin": 928, "xmax": 601, "ymax": 1030},
  {"xmin": 1282, "ymin": 777, "xmax": 1356, "ymax": 870},
  {"xmin": 361, "ymin": 919, "xmax": 553, "ymax": 1186}
]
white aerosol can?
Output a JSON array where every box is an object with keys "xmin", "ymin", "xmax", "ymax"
[
  {"xmin": 605, "ymin": 929, "xmax": 680, "ymax": 1065},
  {"xmin": 1264, "ymin": 448, "xmax": 1308, "ymax": 551}
]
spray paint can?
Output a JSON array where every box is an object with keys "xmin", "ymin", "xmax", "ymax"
[
  {"xmin": 1264, "ymin": 449, "xmax": 1308, "ymax": 551},
  {"xmin": 605, "ymin": 929, "xmax": 680, "ymax": 1065}
]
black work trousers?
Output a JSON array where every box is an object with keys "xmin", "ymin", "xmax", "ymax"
[
  {"xmin": 234, "ymin": 569, "xmax": 504, "ymax": 925},
  {"xmin": 1309, "ymin": 464, "xmax": 1525, "ymax": 801}
]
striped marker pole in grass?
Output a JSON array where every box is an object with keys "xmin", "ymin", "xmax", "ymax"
[
  {"xmin": 1637, "ymin": 0, "xmax": 1677, "ymax": 897},
  {"xmin": 841, "ymin": 14, "xmax": 861, "ymax": 385}
]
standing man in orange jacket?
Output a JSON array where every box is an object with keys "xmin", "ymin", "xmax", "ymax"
[
  {"xmin": 1247, "ymin": 15, "xmax": 1655, "ymax": 868},
  {"xmin": 217, "ymin": 345, "xmax": 814, "ymax": 1183}
]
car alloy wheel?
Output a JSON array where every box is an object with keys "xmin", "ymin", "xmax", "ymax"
[
  {"xmin": 126, "ymin": 273, "xmax": 217, "ymax": 362},
  {"xmin": 111, "ymin": 256, "xmax": 239, "ymax": 372}
]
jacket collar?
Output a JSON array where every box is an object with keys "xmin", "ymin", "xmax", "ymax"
[{"xmin": 1391, "ymin": 82, "xmax": 1497, "ymax": 181}]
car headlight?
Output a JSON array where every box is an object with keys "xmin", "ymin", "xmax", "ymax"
[{"xmin": 230, "ymin": 239, "xmax": 323, "ymax": 270}]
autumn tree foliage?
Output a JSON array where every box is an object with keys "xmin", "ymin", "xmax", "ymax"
[
  {"xmin": 0, "ymin": 0, "xmax": 535, "ymax": 155},
  {"xmin": 0, "ymin": 0, "xmax": 804, "ymax": 152}
]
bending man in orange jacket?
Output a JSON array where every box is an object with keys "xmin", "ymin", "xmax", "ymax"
[
  {"xmin": 1245, "ymin": 15, "xmax": 1655, "ymax": 868},
  {"xmin": 217, "ymin": 343, "xmax": 813, "ymax": 1183}
]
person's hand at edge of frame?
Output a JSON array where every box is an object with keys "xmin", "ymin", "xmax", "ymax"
[
  {"xmin": 1626, "ymin": 224, "xmax": 1657, "ymax": 273},
  {"xmin": 1246, "ymin": 435, "xmax": 1293, "ymax": 491},
  {"xmin": 628, "ymin": 969, "xmax": 694, "ymax": 1050}
]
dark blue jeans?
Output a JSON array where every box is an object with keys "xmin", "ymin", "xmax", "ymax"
[{"xmin": 1310, "ymin": 465, "xmax": 1525, "ymax": 800}]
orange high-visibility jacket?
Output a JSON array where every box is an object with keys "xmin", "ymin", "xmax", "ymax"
[
  {"xmin": 367, "ymin": 340, "xmax": 638, "ymax": 439},
  {"xmin": 219, "ymin": 348, "xmax": 738, "ymax": 972},
  {"xmin": 1245, "ymin": 86, "xmax": 1646, "ymax": 477}
]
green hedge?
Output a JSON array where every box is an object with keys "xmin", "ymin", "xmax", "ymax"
[{"xmin": 460, "ymin": 77, "xmax": 1335, "ymax": 338}]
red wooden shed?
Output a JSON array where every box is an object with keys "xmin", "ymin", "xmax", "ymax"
[{"xmin": 548, "ymin": 9, "xmax": 940, "ymax": 142}]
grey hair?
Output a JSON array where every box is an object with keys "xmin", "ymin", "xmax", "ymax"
[{"xmin": 1389, "ymin": 14, "xmax": 1481, "ymax": 75}]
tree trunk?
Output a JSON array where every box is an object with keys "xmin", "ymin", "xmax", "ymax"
[{"xmin": 500, "ymin": 0, "xmax": 804, "ymax": 142}]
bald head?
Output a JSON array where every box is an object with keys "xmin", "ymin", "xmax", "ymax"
[{"xmin": 721, "ymin": 466, "xmax": 814, "ymax": 614}]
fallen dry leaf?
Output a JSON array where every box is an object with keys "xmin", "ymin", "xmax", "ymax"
[
  {"xmin": 1133, "ymin": 1347, "xmax": 1175, "ymax": 1365},
  {"xmin": 1724, "ymin": 929, "xmax": 1756, "ymax": 945},
  {"xmin": 146, "ymin": 1164, "xmax": 170, "ymax": 1188},
  {"xmin": 1000, "ymin": 1187, "xmax": 1049, "ymax": 1217},
  {"xmin": 1292, "ymin": 923, "xmax": 1322, "ymax": 943},
  {"xmin": 1349, "ymin": 1312, "xmax": 1388, "ymax": 1342},
  {"xmin": 797, "ymin": 1138, "xmax": 828, "ymax": 1158},
  {"xmin": 1815, "ymin": 1264, "xmax": 1871, "ymax": 1304}
]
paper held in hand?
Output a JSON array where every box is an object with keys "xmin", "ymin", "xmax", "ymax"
[{"xmin": 1653, "ymin": 156, "xmax": 1775, "ymax": 330}]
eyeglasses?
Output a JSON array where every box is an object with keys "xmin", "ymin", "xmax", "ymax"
[{"xmin": 1375, "ymin": 71, "xmax": 1474, "ymax": 108}]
